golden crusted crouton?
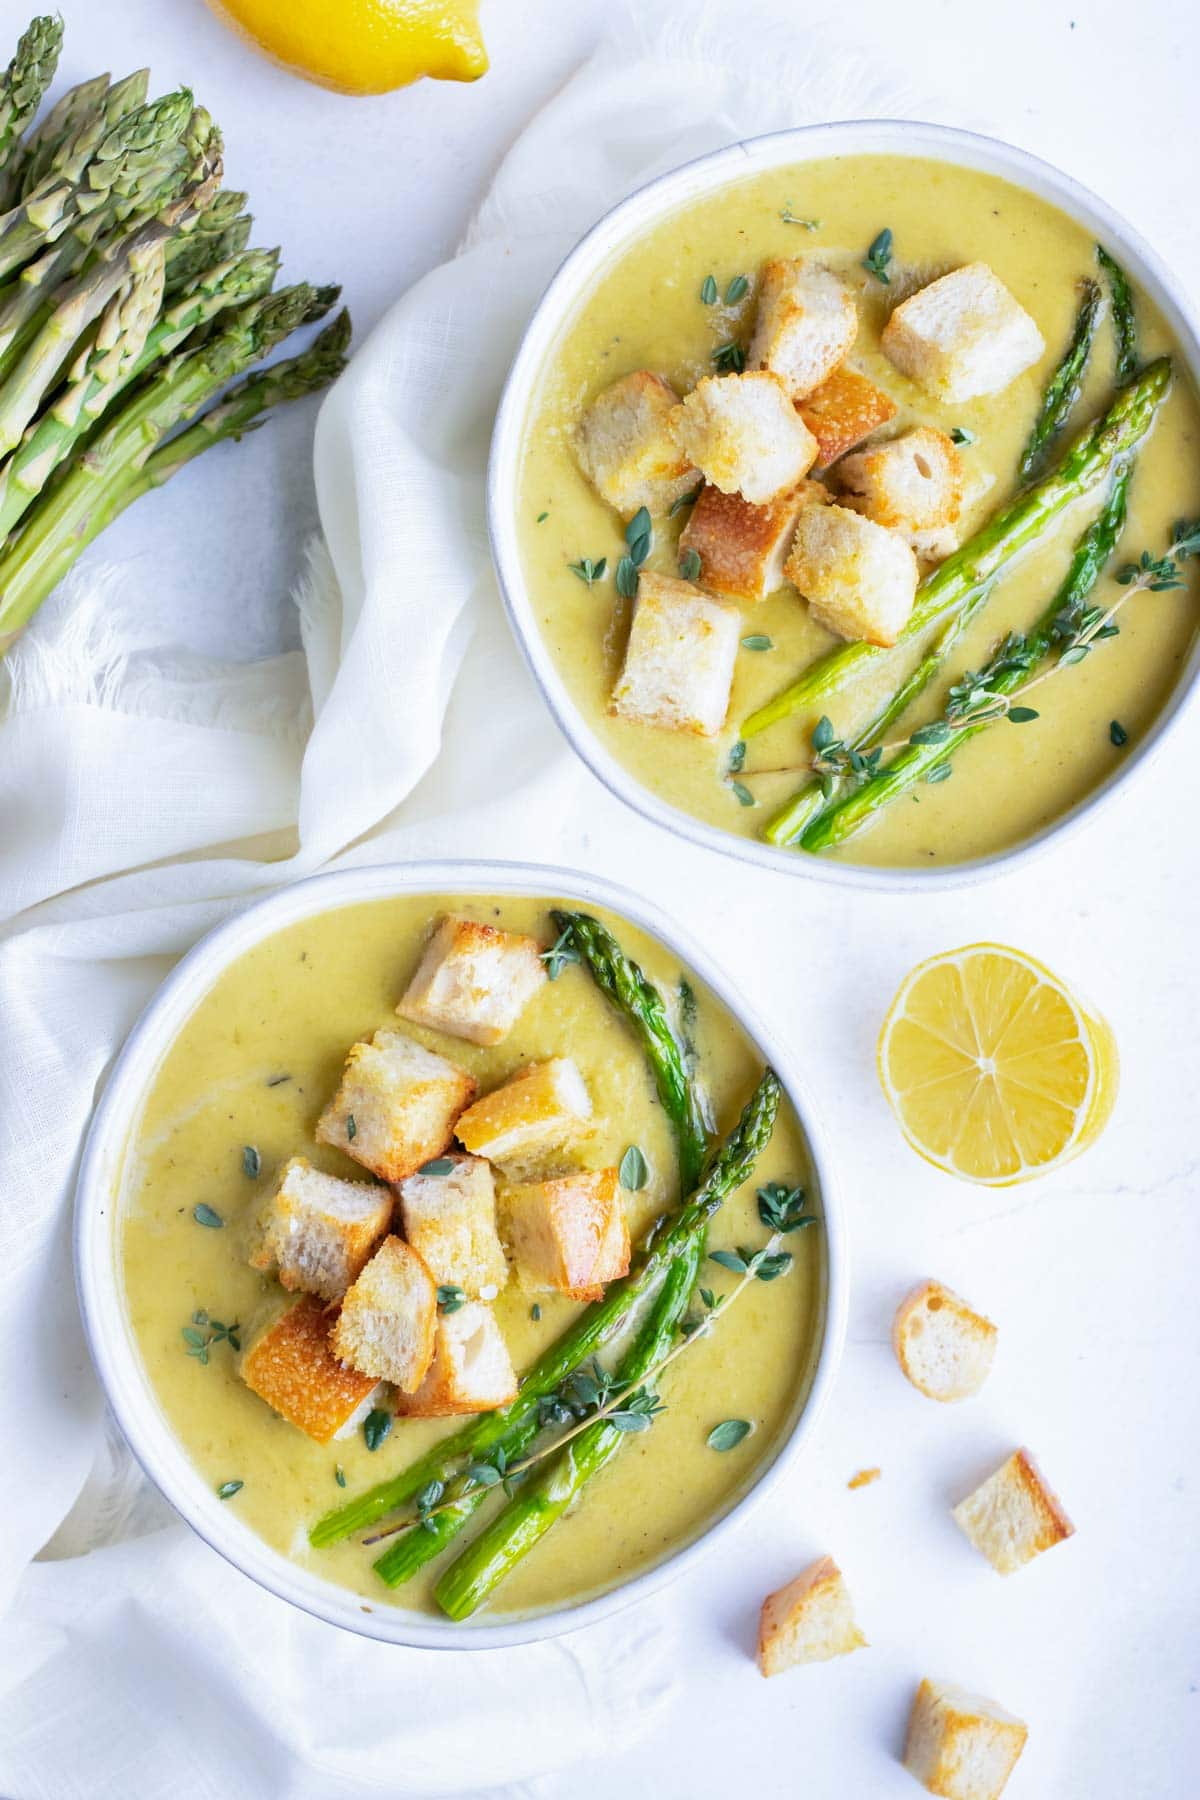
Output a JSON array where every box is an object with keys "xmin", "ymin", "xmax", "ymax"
[
  {"xmin": 786, "ymin": 501, "xmax": 919, "ymax": 647},
  {"xmin": 903, "ymin": 1678, "xmax": 1028, "ymax": 1799},
  {"xmin": 748, "ymin": 258, "xmax": 858, "ymax": 398},
  {"xmin": 332, "ymin": 1235, "xmax": 438, "ymax": 1392},
  {"xmin": 882, "ymin": 263, "xmax": 1044, "ymax": 403},
  {"xmin": 500, "ymin": 1167, "xmax": 628, "ymax": 1300},
  {"xmin": 758, "ymin": 1555, "xmax": 867, "ymax": 1676},
  {"xmin": 397, "ymin": 913, "xmax": 547, "ymax": 1047},
  {"xmin": 669, "ymin": 372, "xmax": 818, "ymax": 505},
  {"xmin": 316, "ymin": 1029, "xmax": 476, "ymax": 1183},
  {"xmin": 952, "ymin": 1448, "xmax": 1075, "ymax": 1575},
  {"xmin": 395, "ymin": 1300, "xmax": 518, "ymax": 1418},
  {"xmin": 611, "ymin": 570, "xmax": 741, "ymax": 735},
  {"xmin": 838, "ymin": 426, "xmax": 963, "ymax": 534},
  {"xmin": 247, "ymin": 1156, "xmax": 392, "ymax": 1304},
  {"xmin": 396, "ymin": 1152, "xmax": 508, "ymax": 1300},
  {"xmin": 456, "ymin": 1057, "xmax": 593, "ymax": 1178},
  {"xmin": 240, "ymin": 1296, "xmax": 378, "ymax": 1444},
  {"xmin": 575, "ymin": 369, "xmax": 701, "ymax": 518},
  {"xmin": 893, "ymin": 1279, "xmax": 997, "ymax": 1402},
  {"xmin": 677, "ymin": 480, "xmax": 828, "ymax": 603},
  {"xmin": 796, "ymin": 364, "xmax": 898, "ymax": 466}
]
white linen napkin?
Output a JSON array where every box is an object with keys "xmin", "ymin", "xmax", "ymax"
[{"xmin": 0, "ymin": 9, "xmax": 942, "ymax": 1795}]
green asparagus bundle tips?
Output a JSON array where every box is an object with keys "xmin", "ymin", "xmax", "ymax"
[
  {"xmin": 311, "ymin": 1068, "xmax": 780, "ymax": 1551},
  {"xmin": 741, "ymin": 357, "xmax": 1172, "ymax": 741},
  {"xmin": 0, "ymin": 13, "xmax": 351, "ymax": 652},
  {"xmin": 796, "ymin": 469, "xmax": 1134, "ymax": 854},
  {"xmin": 0, "ymin": 85, "xmax": 196, "ymax": 283},
  {"xmin": 0, "ymin": 16, "xmax": 61, "ymax": 186},
  {"xmin": 1017, "ymin": 278, "xmax": 1101, "ymax": 483},
  {"xmin": 0, "ymin": 245, "xmax": 281, "ymax": 539}
]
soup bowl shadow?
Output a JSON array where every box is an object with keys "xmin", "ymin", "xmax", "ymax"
[
  {"xmin": 74, "ymin": 859, "xmax": 847, "ymax": 1650},
  {"xmin": 487, "ymin": 120, "xmax": 1200, "ymax": 891}
]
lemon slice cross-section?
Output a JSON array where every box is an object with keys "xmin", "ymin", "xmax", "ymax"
[{"xmin": 878, "ymin": 943, "xmax": 1119, "ymax": 1187}]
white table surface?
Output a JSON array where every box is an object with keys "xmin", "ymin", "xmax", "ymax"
[{"xmin": 42, "ymin": 1, "xmax": 1200, "ymax": 1795}]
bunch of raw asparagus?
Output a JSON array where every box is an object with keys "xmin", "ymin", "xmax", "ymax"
[{"xmin": 0, "ymin": 16, "xmax": 350, "ymax": 653}]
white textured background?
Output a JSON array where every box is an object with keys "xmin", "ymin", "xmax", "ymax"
[{"xmin": 22, "ymin": 0, "xmax": 1200, "ymax": 1794}]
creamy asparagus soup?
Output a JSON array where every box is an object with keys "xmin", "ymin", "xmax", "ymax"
[
  {"xmin": 119, "ymin": 894, "xmax": 824, "ymax": 1620},
  {"xmin": 516, "ymin": 156, "xmax": 1200, "ymax": 867}
]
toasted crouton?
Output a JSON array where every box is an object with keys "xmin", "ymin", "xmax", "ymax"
[
  {"xmin": 953, "ymin": 1448, "xmax": 1074, "ymax": 1575},
  {"xmin": 611, "ymin": 570, "xmax": 741, "ymax": 735},
  {"xmin": 786, "ymin": 501, "xmax": 919, "ymax": 646},
  {"xmin": 316, "ymin": 1030, "xmax": 475, "ymax": 1183},
  {"xmin": 903, "ymin": 1678, "xmax": 1028, "ymax": 1799},
  {"xmin": 240, "ymin": 1296, "xmax": 379, "ymax": 1443},
  {"xmin": 331, "ymin": 1235, "xmax": 438, "ymax": 1392},
  {"xmin": 395, "ymin": 1300, "xmax": 518, "ymax": 1418},
  {"xmin": 248, "ymin": 1156, "xmax": 392, "ymax": 1303},
  {"xmin": 677, "ymin": 480, "xmax": 828, "ymax": 603},
  {"xmin": 575, "ymin": 370, "xmax": 701, "ymax": 518},
  {"xmin": 894, "ymin": 1279, "xmax": 997, "ymax": 1402},
  {"xmin": 796, "ymin": 364, "xmax": 898, "ymax": 466},
  {"xmin": 758, "ymin": 1555, "xmax": 866, "ymax": 1676},
  {"xmin": 670, "ymin": 372, "xmax": 819, "ymax": 505},
  {"xmin": 748, "ymin": 259, "xmax": 858, "ymax": 399},
  {"xmin": 456, "ymin": 1057, "xmax": 592, "ymax": 1177},
  {"xmin": 500, "ymin": 1167, "xmax": 628, "ymax": 1300},
  {"xmin": 882, "ymin": 263, "xmax": 1044, "ymax": 403},
  {"xmin": 396, "ymin": 1152, "xmax": 508, "ymax": 1299},
  {"xmin": 397, "ymin": 914, "xmax": 546, "ymax": 1047},
  {"xmin": 839, "ymin": 426, "xmax": 963, "ymax": 533}
]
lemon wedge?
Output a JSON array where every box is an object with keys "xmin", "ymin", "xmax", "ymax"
[
  {"xmin": 878, "ymin": 943, "xmax": 1118, "ymax": 1186},
  {"xmin": 208, "ymin": 0, "xmax": 488, "ymax": 95}
]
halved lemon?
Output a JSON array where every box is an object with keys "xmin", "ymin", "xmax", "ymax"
[
  {"xmin": 208, "ymin": 0, "xmax": 488, "ymax": 95},
  {"xmin": 878, "ymin": 944, "xmax": 1118, "ymax": 1186}
]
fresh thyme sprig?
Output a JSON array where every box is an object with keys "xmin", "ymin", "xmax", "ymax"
[
  {"xmin": 181, "ymin": 1309, "xmax": 241, "ymax": 1364},
  {"xmin": 567, "ymin": 555, "xmax": 606, "ymax": 587},
  {"xmin": 540, "ymin": 924, "xmax": 581, "ymax": 980},
  {"xmin": 359, "ymin": 1227, "xmax": 796, "ymax": 1547}
]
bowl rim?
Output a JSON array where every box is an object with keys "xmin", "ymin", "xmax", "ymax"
[
  {"xmin": 74, "ymin": 857, "xmax": 848, "ymax": 1651},
  {"xmin": 487, "ymin": 118, "xmax": 1200, "ymax": 891}
]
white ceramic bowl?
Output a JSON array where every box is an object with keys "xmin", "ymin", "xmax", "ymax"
[
  {"xmin": 488, "ymin": 121, "xmax": 1200, "ymax": 891},
  {"xmin": 75, "ymin": 859, "xmax": 846, "ymax": 1650}
]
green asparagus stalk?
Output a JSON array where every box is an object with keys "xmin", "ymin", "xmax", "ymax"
[
  {"xmin": 741, "ymin": 358, "xmax": 1171, "ymax": 740},
  {"xmin": 763, "ymin": 583, "xmax": 995, "ymax": 846},
  {"xmin": 1017, "ymin": 278, "xmax": 1101, "ymax": 484},
  {"xmin": 1097, "ymin": 244, "xmax": 1137, "ymax": 384},
  {"xmin": 0, "ymin": 85, "xmax": 192, "ymax": 282},
  {"xmin": 310, "ymin": 1069, "xmax": 781, "ymax": 1550},
  {"xmin": 0, "ymin": 246, "xmax": 280, "ymax": 538},
  {"xmin": 0, "ymin": 16, "xmax": 62, "ymax": 192},
  {"xmin": 796, "ymin": 469, "xmax": 1133, "ymax": 854},
  {"xmin": 432, "ymin": 1234, "xmax": 704, "ymax": 1617},
  {"xmin": 549, "ymin": 910, "xmax": 709, "ymax": 1192},
  {"xmin": 0, "ymin": 282, "xmax": 339, "ymax": 646},
  {"xmin": 4, "ymin": 71, "xmax": 109, "ymax": 204}
]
